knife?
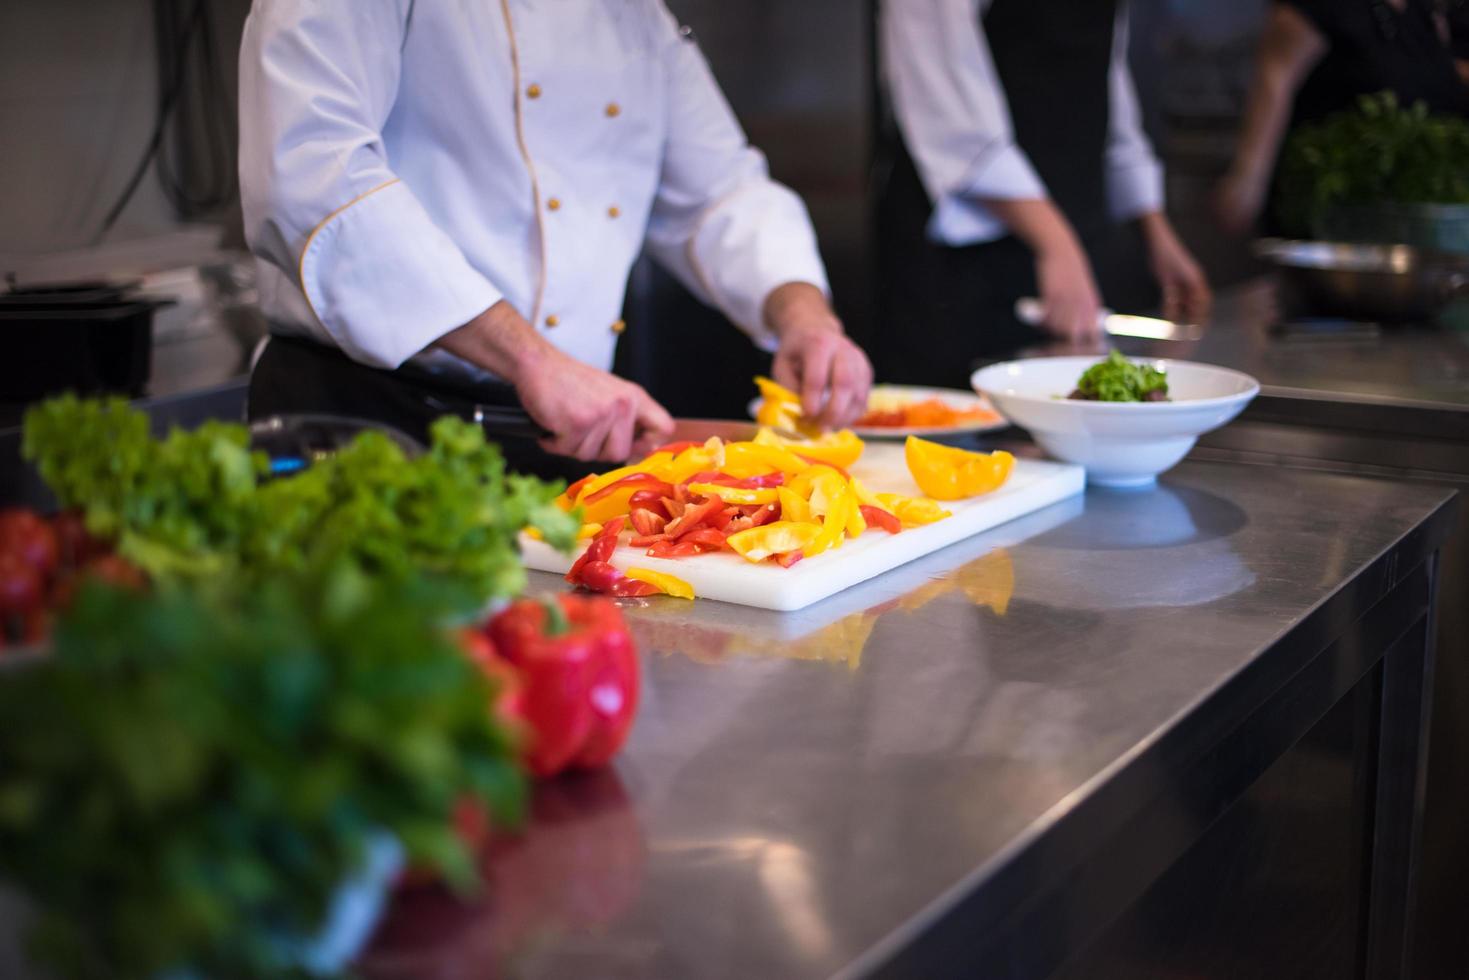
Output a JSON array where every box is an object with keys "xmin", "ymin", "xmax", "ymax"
[{"xmin": 1014, "ymin": 297, "xmax": 1203, "ymax": 342}]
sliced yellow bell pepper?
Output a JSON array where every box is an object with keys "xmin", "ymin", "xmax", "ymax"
[
  {"xmin": 876, "ymin": 493, "xmax": 952, "ymax": 526},
  {"xmin": 688, "ymin": 483, "xmax": 779, "ymax": 505},
  {"xmin": 849, "ymin": 478, "xmax": 893, "ymax": 516},
  {"xmin": 625, "ymin": 567, "xmax": 696, "ymax": 599},
  {"xmin": 777, "ymin": 486, "xmax": 812, "ymax": 523},
  {"xmin": 904, "ymin": 437, "xmax": 1014, "ymax": 501},
  {"xmin": 805, "ymin": 469, "xmax": 846, "ymax": 517},
  {"xmin": 754, "ymin": 375, "xmax": 816, "ymax": 435},
  {"xmin": 807, "ymin": 486, "xmax": 854, "ymax": 557},
  {"xmin": 722, "ymin": 442, "xmax": 810, "ymax": 477},
  {"xmin": 754, "ymin": 427, "xmax": 865, "ymax": 469},
  {"xmin": 726, "ymin": 521, "xmax": 822, "ymax": 562}
]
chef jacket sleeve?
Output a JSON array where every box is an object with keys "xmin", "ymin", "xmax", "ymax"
[
  {"xmin": 1104, "ymin": 7, "xmax": 1166, "ymax": 222},
  {"xmin": 239, "ymin": 0, "xmax": 504, "ymax": 369},
  {"xmin": 642, "ymin": 4, "xmax": 830, "ymax": 351},
  {"xmin": 879, "ymin": 0, "xmax": 1049, "ymax": 245}
]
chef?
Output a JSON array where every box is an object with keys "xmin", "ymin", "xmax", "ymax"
[
  {"xmin": 873, "ymin": 0, "xmax": 1211, "ymax": 388},
  {"xmin": 238, "ymin": 1, "xmax": 871, "ymax": 475}
]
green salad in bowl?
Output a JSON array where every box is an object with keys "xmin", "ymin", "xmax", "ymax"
[{"xmin": 1068, "ymin": 351, "xmax": 1170, "ymax": 403}]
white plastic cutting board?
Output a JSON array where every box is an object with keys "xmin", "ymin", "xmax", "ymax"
[{"xmin": 520, "ymin": 445, "xmax": 1084, "ymax": 611}]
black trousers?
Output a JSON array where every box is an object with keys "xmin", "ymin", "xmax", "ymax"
[{"xmin": 247, "ymin": 335, "xmax": 596, "ymax": 484}]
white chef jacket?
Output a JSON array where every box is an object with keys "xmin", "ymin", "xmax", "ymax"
[
  {"xmin": 880, "ymin": 0, "xmax": 1165, "ymax": 246},
  {"xmin": 239, "ymin": 0, "xmax": 829, "ymax": 377}
]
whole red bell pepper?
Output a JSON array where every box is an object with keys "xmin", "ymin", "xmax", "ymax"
[{"xmin": 486, "ymin": 594, "xmax": 640, "ymax": 778}]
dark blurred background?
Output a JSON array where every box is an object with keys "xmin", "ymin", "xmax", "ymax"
[
  {"xmin": 0, "ymin": 0, "xmax": 1269, "ymax": 417},
  {"xmin": 5, "ymin": 2, "xmax": 1463, "ymax": 978}
]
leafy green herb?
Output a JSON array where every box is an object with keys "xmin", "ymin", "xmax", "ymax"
[
  {"xmin": 1069, "ymin": 351, "xmax": 1169, "ymax": 403},
  {"xmin": 1276, "ymin": 91, "xmax": 1469, "ymax": 235},
  {"xmin": 21, "ymin": 396, "xmax": 580, "ymax": 609},
  {"xmin": 0, "ymin": 570, "xmax": 522, "ymax": 979}
]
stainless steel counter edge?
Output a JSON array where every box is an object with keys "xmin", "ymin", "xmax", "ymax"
[{"xmin": 842, "ymin": 485, "xmax": 1458, "ymax": 979}]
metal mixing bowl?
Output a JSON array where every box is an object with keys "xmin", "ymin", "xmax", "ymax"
[{"xmin": 1254, "ymin": 238, "xmax": 1469, "ymax": 321}]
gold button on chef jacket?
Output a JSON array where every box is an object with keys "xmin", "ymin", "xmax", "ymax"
[{"xmin": 239, "ymin": 0, "xmax": 828, "ymax": 377}]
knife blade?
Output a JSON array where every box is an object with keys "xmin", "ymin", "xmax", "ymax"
[{"xmin": 1014, "ymin": 297, "xmax": 1203, "ymax": 342}]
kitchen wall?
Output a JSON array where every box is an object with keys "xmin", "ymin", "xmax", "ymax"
[{"xmin": 0, "ymin": 0, "xmax": 248, "ymax": 267}]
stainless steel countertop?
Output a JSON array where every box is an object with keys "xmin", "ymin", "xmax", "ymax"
[
  {"xmin": 1118, "ymin": 278, "xmax": 1469, "ymax": 440},
  {"xmin": 362, "ymin": 455, "xmax": 1457, "ymax": 979}
]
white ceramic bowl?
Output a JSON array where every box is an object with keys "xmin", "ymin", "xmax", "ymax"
[{"xmin": 971, "ymin": 356, "xmax": 1260, "ymax": 487}]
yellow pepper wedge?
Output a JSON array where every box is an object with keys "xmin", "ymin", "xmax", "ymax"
[
  {"xmin": 904, "ymin": 437, "xmax": 1014, "ymax": 501},
  {"xmin": 625, "ymin": 567, "xmax": 696, "ymax": 599},
  {"xmin": 778, "ymin": 486, "xmax": 812, "ymax": 523},
  {"xmin": 726, "ymin": 521, "xmax": 822, "ymax": 562},
  {"xmin": 753, "ymin": 427, "xmax": 865, "ymax": 469},
  {"xmin": 688, "ymin": 483, "xmax": 780, "ymax": 505}
]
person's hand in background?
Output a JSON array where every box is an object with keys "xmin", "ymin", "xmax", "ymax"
[
  {"xmin": 436, "ymin": 301, "xmax": 674, "ymax": 462},
  {"xmin": 766, "ymin": 283, "xmax": 873, "ymax": 429},
  {"xmin": 1213, "ymin": 167, "xmax": 1271, "ymax": 237},
  {"xmin": 984, "ymin": 198, "xmax": 1102, "ymax": 342},
  {"xmin": 1140, "ymin": 211, "xmax": 1212, "ymax": 323}
]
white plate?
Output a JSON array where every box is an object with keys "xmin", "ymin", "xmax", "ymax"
[
  {"xmin": 749, "ymin": 384, "xmax": 1009, "ymax": 439},
  {"xmin": 971, "ymin": 356, "xmax": 1259, "ymax": 488}
]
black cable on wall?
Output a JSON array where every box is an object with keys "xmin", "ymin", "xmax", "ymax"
[{"xmin": 96, "ymin": 0, "xmax": 238, "ymax": 238}]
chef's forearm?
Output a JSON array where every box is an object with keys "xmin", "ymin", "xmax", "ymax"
[
  {"xmin": 433, "ymin": 300, "xmax": 553, "ymax": 382},
  {"xmin": 983, "ymin": 198, "xmax": 1083, "ymax": 260}
]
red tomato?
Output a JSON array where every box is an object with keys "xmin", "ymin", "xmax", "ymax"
[
  {"xmin": 0, "ymin": 510, "xmax": 58, "ymax": 579},
  {"xmin": 0, "ymin": 552, "xmax": 43, "ymax": 637},
  {"xmin": 859, "ymin": 505, "xmax": 902, "ymax": 535},
  {"xmin": 50, "ymin": 509, "xmax": 105, "ymax": 570}
]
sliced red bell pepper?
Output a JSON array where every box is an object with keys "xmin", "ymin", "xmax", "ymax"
[
  {"xmin": 775, "ymin": 550, "xmax": 805, "ymax": 568},
  {"xmin": 628, "ymin": 489, "xmax": 671, "ymax": 520},
  {"xmin": 577, "ymin": 560, "xmax": 661, "ymax": 597},
  {"xmin": 566, "ymin": 517, "xmax": 624, "ymax": 584},
  {"xmin": 859, "ymin": 505, "xmax": 902, "ymax": 535},
  {"xmin": 746, "ymin": 503, "xmax": 780, "ymax": 528},
  {"xmin": 666, "ymin": 497, "xmax": 725, "ymax": 539},
  {"xmin": 707, "ymin": 505, "xmax": 739, "ymax": 531},
  {"xmin": 680, "ymin": 527, "xmax": 728, "ymax": 551},
  {"xmin": 486, "ymin": 595, "xmax": 640, "ymax": 777},
  {"xmin": 564, "ymin": 473, "xmax": 597, "ymax": 503},
  {"xmin": 628, "ymin": 508, "xmax": 667, "ymax": 538},
  {"xmin": 583, "ymin": 473, "xmax": 676, "ymax": 505},
  {"xmin": 646, "ymin": 539, "xmax": 702, "ymax": 559}
]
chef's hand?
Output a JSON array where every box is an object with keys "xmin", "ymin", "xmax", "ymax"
[
  {"xmin": 1034, "ymin": 236, "xmax": 1104, "ymax": 342},
  {"xmin": 1141, "ymin": 211, "xmax": 1212, "ymax": 324},
  {"xmin": 765, "ymin": 282, "xmax": 873, "ymax": 429},
  {"xmin": 983, "ymin": 198, "xmax": 1102, "ymax": 342},
  {"xmin": 435, "ymin": 301, "xmax": 674, "ymax": 462}
]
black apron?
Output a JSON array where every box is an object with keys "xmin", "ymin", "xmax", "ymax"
[
  {"xmin": 872, "ymin": 0, "xmax": 1155, "ymax": 388},
  {"xmin": 248, "ymin": 335, "xmax": 596, "ymax": 484}
]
